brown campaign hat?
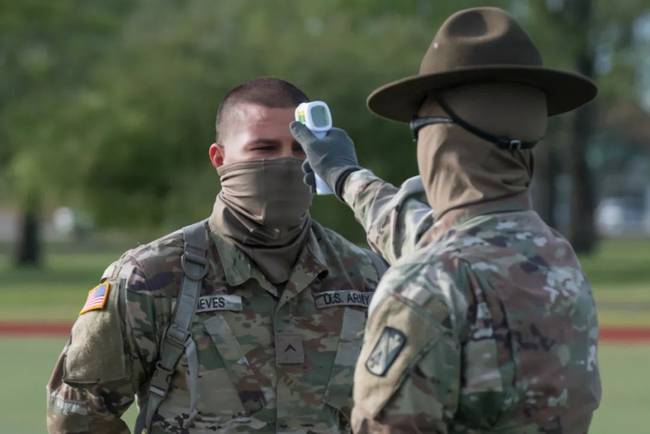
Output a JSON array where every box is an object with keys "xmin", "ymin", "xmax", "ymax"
[{"xmin": 367, "ymin": 7, "xmax": 597, "ymax": 122}]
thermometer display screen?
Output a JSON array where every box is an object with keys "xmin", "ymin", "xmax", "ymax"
[{"xmin": 310, "ymin": 105, "xmax": 331, "ymax": 128}]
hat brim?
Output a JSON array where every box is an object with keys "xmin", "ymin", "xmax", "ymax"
[{"xmin": 367, "ymin": 65, "xmax": 597, "ymax": 122}]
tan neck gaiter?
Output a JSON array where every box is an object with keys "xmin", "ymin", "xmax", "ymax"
[
  {"xmin": 417, "ymin": 83, "xmax": 547, "ymax": 219},
  {"xmin": 210, "ymin": 157, "xmax": 313, "ymax": 284}
]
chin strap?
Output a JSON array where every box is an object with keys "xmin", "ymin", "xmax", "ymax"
[{"xmin": 436, "ymin": 95, "xmax": 541, "ymax": 151}]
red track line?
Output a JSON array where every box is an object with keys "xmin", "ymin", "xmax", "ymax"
[
  {"xmin": 0, "ymin": 321, "xmax": 72, "ymax": 337},
  {"xmin": 0, "ymin": 321, "xmax": 650, "ymax": 342},
  {"xmin": 599, "ymin": 327, "xmax": 650, "ymax": 343}
]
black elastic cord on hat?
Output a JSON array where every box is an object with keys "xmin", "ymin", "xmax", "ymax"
[
  {"xmin": 410, "ymin": 116, "xmax": 454, "ymax": 141},
  {"xmin": 435, "ymin": 96, "xmax": 540, "ymax": 151}
]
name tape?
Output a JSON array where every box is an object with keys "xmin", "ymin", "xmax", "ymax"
[
  {"xmin": 196, "ymin": 294, "xmax": 243, "ymax": 313},
  {"xmin": 313, "ymin": 290, "xmax": 373, "ymax": 309}
]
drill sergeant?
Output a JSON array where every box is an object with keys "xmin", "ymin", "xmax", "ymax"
[{"xmin": 291, "ymin": 8, "xmax": 601, "ymax": 433}]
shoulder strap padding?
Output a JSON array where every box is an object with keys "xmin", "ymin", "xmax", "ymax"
[{"xmin": 135, "ymin": 220, "xmax": 209, "ymax": 434}]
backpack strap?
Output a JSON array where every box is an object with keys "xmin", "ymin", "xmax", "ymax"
[{"xmin": 135, "ymin": 221, "xmax": 209, "ymax": 434}]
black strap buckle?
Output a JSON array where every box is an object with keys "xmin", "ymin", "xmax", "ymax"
[
  {"xmin": 149, "ymin": 361, "xmax": 175, "ymax": 397},
  {"xmin": 508, "ymin": 139, "xmax": 523, "ymax": 151}
]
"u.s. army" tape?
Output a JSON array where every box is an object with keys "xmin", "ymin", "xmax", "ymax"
[{"xmin": 313, "ymin": 290, "xmax": 373, "ymax": 309}]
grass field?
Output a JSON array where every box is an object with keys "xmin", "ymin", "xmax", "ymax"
[
  {"xmin": 579, "ymin": 238, "xmax": 650, "ymax": 327},
  {"xmin": 0, "ymin": 338, "xmax": 646, "ymax": 434},
  {"xmin": 0, "ymin": 238, "xmax": 649, "ymax": 433},
  {"xmin": 0, "ymin": 337, "xmax": 138, "ymax": 434}
]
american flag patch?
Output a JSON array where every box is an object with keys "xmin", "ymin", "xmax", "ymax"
[{"xmin": 79, "ymin": 282, "xmax": 111, "ymax": 315}]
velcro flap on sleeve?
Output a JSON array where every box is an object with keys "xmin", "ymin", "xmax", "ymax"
[
  {"xmin": 353, "ymin": 295, "xmax": 441, "ymax": 418},
  {"xmin": 64, "ymin": 279, "xmax": 128, "ymax": 384}
]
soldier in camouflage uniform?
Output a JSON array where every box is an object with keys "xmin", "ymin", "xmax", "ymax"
[
  {"xmin": 291, "ymin": 7, "xmax": 601, "ymax": 433},
  {"xmin": 47, "ymin": 78, "xmax": 385, "ymax": 433}
]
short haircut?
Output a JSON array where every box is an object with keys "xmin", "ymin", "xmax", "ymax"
[{"xmin": 215, "ymin": 77, "xmax": 309, "ymax": 139}]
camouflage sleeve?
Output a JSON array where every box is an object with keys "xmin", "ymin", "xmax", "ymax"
[
  {"xmin": 362, "ymin": 248, "xmax": 389, "ymax": 280},
  {"xmin": 351, "ymin": 266, "xmax": 462, "ymax": 433},
  {"xmin": 46, "ymin": 258, "xmax": 160, "ymax": 434},
  {"xmin": 341, "ymin": 169, "xmax": 434, "ymax": 264}
]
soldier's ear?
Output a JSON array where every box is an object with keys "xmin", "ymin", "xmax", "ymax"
[{"xmin": 209, "ymin": 143, "xmax": 225, "ymax": 169}]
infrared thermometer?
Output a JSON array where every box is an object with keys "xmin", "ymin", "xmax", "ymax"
[{"xmin": 295, "ymin": 101, "xmax": 333, "ymax": 195}]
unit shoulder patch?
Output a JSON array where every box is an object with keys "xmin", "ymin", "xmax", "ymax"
[
  {"xmin": 365, "ymin": 326, "xmax": 407, "ymax": 377},
  {"xmin": 79, "ymin": 282, "xmax": 111, "ymax": 315}
]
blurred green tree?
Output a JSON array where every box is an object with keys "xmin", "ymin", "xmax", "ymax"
[
  {"xmin": 46, "ymin": 0, "xmax": 515, "ymax": 243},
  {"xmin": 0, "ymin": 0, "xmax": 131, "ymax": 265},
  {"xmin": 1, "ymin": 0, "xmax": 647, "ymax": 264},
  {"xmin": 526, "ymin": 0, "xmax": 650, "ymax": 252}
]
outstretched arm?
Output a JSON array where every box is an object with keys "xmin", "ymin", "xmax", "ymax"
[
  {"xmin": 342, "ymin": 170, "xmax": 433, "ymax": 264},
  {"xmin": 290, "ymin": 122, "xmax": 433, "ymax": 264}
]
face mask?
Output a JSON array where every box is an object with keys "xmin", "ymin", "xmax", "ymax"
[
  {"xmin": 212, "ymin": 157, "xmax": 313, "ymax": 284},
  {"xmin": 415, "ymin": 84, "xmax": 541, "ymax": 219},
  {"xmin": 417, "ymin": 123, "xmax": 533, "ymax": 220},
  {"xmin": 217, "ymin": 157, "xmax": 313, "ymax": 239}
]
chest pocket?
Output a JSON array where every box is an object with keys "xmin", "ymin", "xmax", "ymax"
[
  {"xmin": 199, "ymin": 315, "xmax": 265, "ymax": 417},
  {"xmin": 157, "ymin": 314, "xmax": 266, "ymax": 431},
  {"xmin": 323, "ymin": 307, "xmax": 367, "ymax": 413}
]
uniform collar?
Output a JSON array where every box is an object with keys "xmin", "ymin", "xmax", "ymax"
[
  {"xmin": 208, "ymin": 221, "xmax": 329, "ymax": 297},
  {"xmin": 422, "ymin": 191, "xmax": 532, "ymax": 245}
]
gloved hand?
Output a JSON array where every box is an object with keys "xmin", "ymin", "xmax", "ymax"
[{"xmin": 290, "ymin": 121, "xmax": 361, "ymax": 198}]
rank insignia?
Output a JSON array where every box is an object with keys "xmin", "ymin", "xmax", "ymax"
[
  {"xmin": 365, "ymin": 326, "xmax": 407, "ymax": 376},
  {"xmin": 80, "ymin": 282, "xmax": 111, "ymax": 315}
]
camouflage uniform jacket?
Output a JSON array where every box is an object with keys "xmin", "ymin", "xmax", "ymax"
[
  {"xmin": 343, "ymin": 170, "xmax": 602, "ymax": 433},
  {"xmin": 46, "ymin": 218, "xmax": 385, "ymax": 434}
]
